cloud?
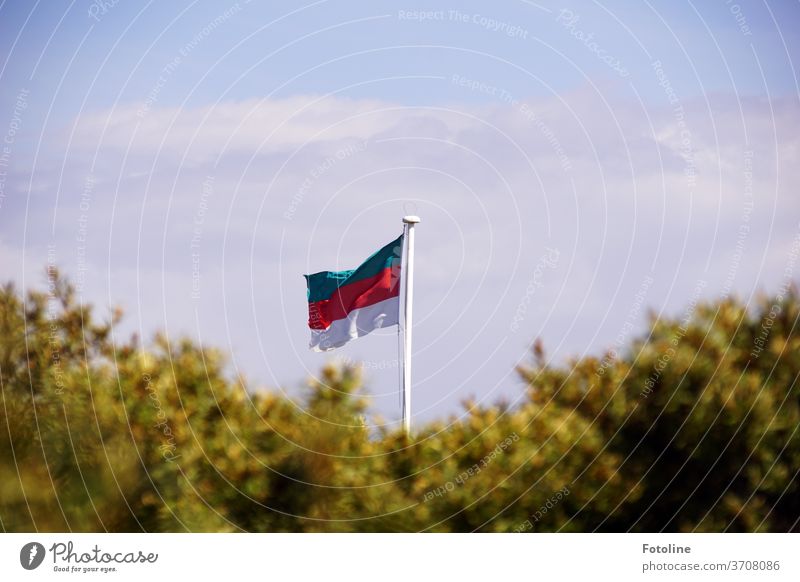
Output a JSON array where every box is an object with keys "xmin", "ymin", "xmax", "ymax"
[
  {"xmin": 3, "ymin": 88, "xmax": 799, "ymax": 420},
  {"xmin": 71, "ymin": 96, "xmax": 480, "ymax": 162}
]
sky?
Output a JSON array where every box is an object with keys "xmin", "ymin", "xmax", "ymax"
[{"xmin": 1, "ymin": 0, "xmax": 798, "ymax": 429}]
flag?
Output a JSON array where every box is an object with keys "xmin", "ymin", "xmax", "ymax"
[{"xmin": 304, "ymin": 235, "xmax": 403, "ymax": 351}]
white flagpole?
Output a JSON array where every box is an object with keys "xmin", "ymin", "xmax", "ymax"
[{"xmin": 401, "ymin": 215, "xmax": 420, "ymax": 436}]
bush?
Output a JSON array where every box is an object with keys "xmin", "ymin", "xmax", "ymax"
[{"xmin": 1, "ymin": 271, "xmax": 797, "ymax": 531}]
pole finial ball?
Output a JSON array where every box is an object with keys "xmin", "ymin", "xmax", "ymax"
[{"xmin": 402, "ymin": 215, "xmax": 421, "ymax": 224}]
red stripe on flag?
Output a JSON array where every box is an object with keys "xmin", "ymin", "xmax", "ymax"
[{"xmin": 307, "ymin": 266, "xmax": 400, "ymax": 330}]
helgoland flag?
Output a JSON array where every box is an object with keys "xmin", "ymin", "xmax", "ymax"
[{"xmin": 304, "ymin": 235, "xmax": 403, "ymax": 351}]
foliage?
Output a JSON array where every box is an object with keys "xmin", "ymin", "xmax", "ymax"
[{"xmin": 1, "ymin": 270, "xmax": 798, "ymax": 532}]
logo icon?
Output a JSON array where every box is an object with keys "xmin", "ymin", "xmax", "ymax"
[{"xmin": 20, "ymin": 542, "xmax": 46, "ymax": 570}]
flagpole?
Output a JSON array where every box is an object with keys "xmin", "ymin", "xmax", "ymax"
[{"xmin": 401, "ymin": 215, "xmax": 420, "ymax": 436}]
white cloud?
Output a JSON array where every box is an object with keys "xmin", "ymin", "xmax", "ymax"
[
  {"xmin": 3, "ymin": 89, "xmax": 799, "ymax": 420},
  {"xmin": 72, "ymin": 96, "xmax": 480, "ymax": 161}
]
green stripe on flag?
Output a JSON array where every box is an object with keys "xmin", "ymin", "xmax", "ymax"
[{"xmin": 304, "ymin": 235, "xmax": 403, "ymax": 303}]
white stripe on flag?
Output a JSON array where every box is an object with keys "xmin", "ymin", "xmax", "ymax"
[{"xmin": 309, "ymin": 296, "xmax": 400, "ymax": 352}]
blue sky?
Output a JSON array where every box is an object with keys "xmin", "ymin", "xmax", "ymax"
[
  {"xmin": 2, "ymin": 1, "xmax": 799, "ymax": 124},
  {"xmin": 1, "ymin": 0, "xmax": 798, "ymax": 428}
]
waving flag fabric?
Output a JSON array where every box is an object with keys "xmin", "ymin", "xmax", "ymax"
[{"xmin": 304, "ymin": 235, "xmax": 403, "ymax": 351}]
